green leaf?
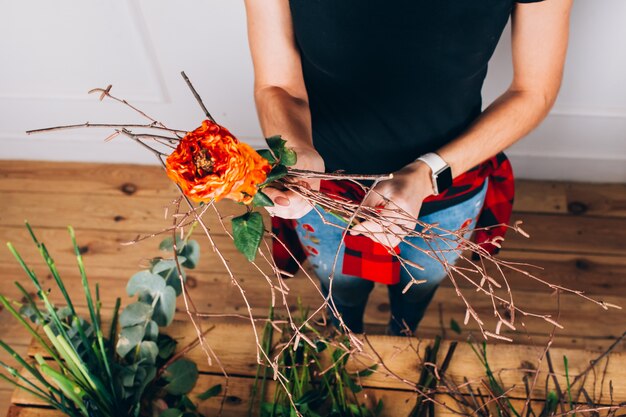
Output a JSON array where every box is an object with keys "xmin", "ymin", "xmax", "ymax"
[
  {"xmin": 266, "ymin": 135, "xmax": 286, "ymax": 152},
  {"xmin": 157, "ymin": 334, "xmax": 178, "ymax": 360},
  {"xmin": 137, "ymin": 341, "xmax": 159, "ymax": 364},
  {"xmin": 231, "ymin": 212, "xmax": 264, "ymax": 261},
  {"xmin": 127, "ymin": 271, "xmax": 166, "ymax": 298},
  {"xmin": 252, "ymin": 190, "xmax": 274, "ymax": 208},
  {"xmin": 180, "ymin": 395, "xmax": 197, "ymax": 411},
  {"xmin": 145, "ymin": 320, "xmax": 159, "ymax": 341},
  {"xmin": 152, "ymin": 259, "xmax": 186, "ymax": 296},
  {"xmin": 180, "ymin": 240, "xmax": 200, "ymax": 269},
  {"xmin": 120, "ymin": 302, "xmax": 153, "ymax": 328},
  {"xmin": 450, "ymin": 318, "xmax": 462, "ymax": 335},
  {"xmin": 342, "ymin": 373, "xmax": 362, "ymax": 393},
  {"xmin": 159, "ymin": 236, "xmax": 180, "ymax": 251},
  {"xmin": 280, "ymin": 147, "xmax": 297, "ymax": 167},
  {"xmin": 163, "ymin": 358, "xmax": 198, "ymax": 395},
  {"xmin": 351, "ymin": 364, "xmax": 377, "ymax": 378},
  {"xmin": 116, "ymin": 324, "xmax": 146, "ymax": 357},
  {"xmin": 257, "ymin": 149, "xmax": 276, "ymax": 164},
  {"xmin": 263, "ymin": 164, "xmax": 288, "ymax": 185},
  {"xmin": 153, "ymin": 286, "xmax": 177, "ymax": 327},
  {"xmin": 540, "ymin": 391, "xmax": 558, "ymax": 417},
  {"xmin": 265, "ymin": 135, "xmax": 297, "ymax": 166},
  {"xmin": 158, "ymin": 237, "xmax": 199, "ymax": 268},
  {"xmin": 296, "ymin": 389, "xmax": 321, "ymax": 406},
  {"xmin": 196, "ymin": 384, "xmax": 222, "ymax": 400},
  {"xmin": 374, "ymin": 399, "xmax": 384, "ymax": 416},
  {"xmin": 160, "ymin": 409, "xmax": 183, "ymax": 417}
]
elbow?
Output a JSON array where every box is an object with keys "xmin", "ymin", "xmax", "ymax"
[
  {"xmin": 253, "ymin": 84, "xmax": 309, "ymax": 109},
  {"xmin": 508, "ymin": 80, "xmax": 562, "ymax": 117}
]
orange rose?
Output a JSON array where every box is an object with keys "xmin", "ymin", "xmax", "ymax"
[{"xmin": 165, "ymin": 120, "xmax": 271, "ymax": 204}]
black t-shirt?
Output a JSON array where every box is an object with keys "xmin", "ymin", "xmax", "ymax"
[{"xmin": 289, "ymin": 0, "xmax": 544, "ymax": 175}]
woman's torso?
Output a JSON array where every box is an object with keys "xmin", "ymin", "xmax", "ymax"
[{"xmin": 289, "ymin": 0, "xmax": 515, "ymax": 174}]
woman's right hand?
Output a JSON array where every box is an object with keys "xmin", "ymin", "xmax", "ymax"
[{"xmin": 264, "ymin": 146, "xmax": 325, "ymax": 219}]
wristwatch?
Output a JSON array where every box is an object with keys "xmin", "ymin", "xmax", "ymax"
[{"xmin": 416, "ymin": 152, "xmax": 453, "ymax": 196}]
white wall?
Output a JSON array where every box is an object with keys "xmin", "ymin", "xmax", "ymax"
[{"xmin": 1, "ymin": 1, "xmax": 625, "ymax": 182}]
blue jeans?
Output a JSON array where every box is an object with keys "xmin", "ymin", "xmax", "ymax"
[{"xmin": 294, "ymin": 180, "xmax": 488, "ymax": 336}]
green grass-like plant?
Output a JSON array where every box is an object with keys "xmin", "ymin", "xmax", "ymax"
[{"xmin": 0, "ymin": 223, "xmax": 220, "ymax": 417}]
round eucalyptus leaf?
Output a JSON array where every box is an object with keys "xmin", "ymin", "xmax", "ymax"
[
  {"xmin": 127, "ymin": 271, "xmax": 166, "ymax": 298},
  {"xmin": 137, "ymin": 341, "xmax": 159, "ymax": 365},
  {"xmin": 151, "ymin": 258, "xmax": 187, "ymax": 296},
  {"xmin": 145, "ymin": 320, "xmax": 159, "ymax": 341},
  {"xmin": 153, "ymin": 286, "xmax": 176, "ymax": 327},
  {"xmin": 163, "ymin": 358, "xmax": 198, "ymax": 395},
  {"xmin": 116, "ymin": 324, "xmax": 146, "ymax": 357},
  {"xmin": 157, "ymin": 334, "xmax": 178, "ymax": 360},
  {"xmin": 180, "ymin": 240, "xmax": 200, "ymax": 269},
  {"xmin": 119, "ymin": 302, "xmax": 153, "ymax": 328}
]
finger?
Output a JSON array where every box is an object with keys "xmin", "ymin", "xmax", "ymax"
[
  {"xmin": 263, "ymin": 189, "xmax": 314, "ymax": 219},
  {"xmin": 350, "ymin": 220, "xmax": 384, "ymax": 235},
  {"xmin": 361, "ymin": 188, "xmax": 386, "ymax": 209},
  {"xmin": 350, "ymin": 221, "xmax": 401, "ymax": 248},
  {"xmin": 263, "ymin": 187, "xmax": 291, "ymax": 207}
]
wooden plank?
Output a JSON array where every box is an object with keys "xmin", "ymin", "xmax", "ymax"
[
  {"xmin": 4, "ymin": 246, "xmax": 626, "ymax": 301},
  {"xmin": 0, "ymin": 161, "xmax": 175, "ymax": 198},
  {"xmin": 3, "ymin": 188, "xmax": 626, "ymax": 257},
  {"xmin": 2, "ymin": 254, "xmax": 623, "ymax": 346},
  {"xmin": 0, "ymin": 192, "xmax": 246, "ymax": 235},
  {"xmin": 505, "ymin": 213, "xmax": 626, "ymax": 256},
  {"xmin": 0, "ymin": 390, "xmax": 15, "ymax": 417},
  {"xmin": 515, "ymin": 180, "xmax": 626, "ymax": 218},
  {"xmin": 19, "ymin": 320, "xmax": 626, "ymax": 404},
  {"xmin": 3, "ymin": 223, "xmax": 626, "ymax": 298},
  {"xmin": 2, "ymin": 161, "xmax": 626, "ymax": 219},
  {"xmin": 8, "ymin": 374, "xmax": 625, "ymax": 417},
  {"xmin": 0, "ymin": 311, "xmax": 31, "ymax": 416}
]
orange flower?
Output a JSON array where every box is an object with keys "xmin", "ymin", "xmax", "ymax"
[{"xmin": 165, "ymin": 120, "xmax": 271, "ymax": 204}]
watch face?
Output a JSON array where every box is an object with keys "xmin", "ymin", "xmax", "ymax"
[{"xmin": 436, "ymin": 167, "xmax": 453, "ymax": 193}]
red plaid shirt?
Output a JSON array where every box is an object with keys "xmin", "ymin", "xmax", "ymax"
[{"xmin": 272, "ymin": 152, "xmax": 514, "ymax": 284}]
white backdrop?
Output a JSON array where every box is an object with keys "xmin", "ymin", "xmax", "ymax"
[{"xmin": 1, "ymin": 0, "xmax": 625, "ymax": 181}]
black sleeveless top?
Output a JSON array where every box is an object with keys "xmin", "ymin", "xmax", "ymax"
[{"xmin": 289, "ymin": 0, "xmax": 544, "ymax": 175}]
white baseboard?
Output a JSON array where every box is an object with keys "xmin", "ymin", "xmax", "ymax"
[{"xmin": 507, "ymin": 152, "xmax": 626, "ymax": 183}]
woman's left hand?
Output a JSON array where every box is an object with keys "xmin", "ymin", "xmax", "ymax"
[{"xmin": 350, "ymin": 161, "xmax": 433, "ymax": 248}]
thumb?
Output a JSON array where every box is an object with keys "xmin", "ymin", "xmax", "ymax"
[{"xmin": 263, "ymin": 187, "xmax": 290, "ymax": 207}]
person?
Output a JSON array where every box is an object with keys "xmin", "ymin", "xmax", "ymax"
[{"xmin": 243, "ymin": 0, "xmax": 573, "ymax": 335}]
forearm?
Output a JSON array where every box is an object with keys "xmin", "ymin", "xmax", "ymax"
[
  {"xmin": 437, "ymin": 87, "xmax": 555, "ymax": 178},
  {"xmin": 254, "ymin": 85, "xmax": 314, "ymax": 152}
]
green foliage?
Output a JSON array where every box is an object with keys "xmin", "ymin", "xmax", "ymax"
[
  {"xmin": 232, "ymin": 211, "xmax": 265, "ymax": 261},
  {"xmin": 0, "ymin": 224, "xmax": 218, "ymax": 417},
  {"xmin": 162, "ymin": 359, "xmax": 199, "ymax": 395},
  {"xmin": 449, "ymin": 318, "xmax": 461, "ymax": 335},
  {"xmin": 264, "ymin": 135, "xmax": 298, "ymax": 167},
  {"xmin": 262, "ymin": 165, "xmax": 288, "ymax": 185},
  {"xmin": 196, "ymin": 384, "xmax": 222, "ymax": 401},
  {"xmin": 232, "ymin": 135, "xmax": 298, "ymax": 261},
  {"xmin": 253, "ymin": 305, "xmax": 382, "ymax": 417},
  {"xmin": 252, "ymin": 190, "xmax": 275, "ymax": 208}
]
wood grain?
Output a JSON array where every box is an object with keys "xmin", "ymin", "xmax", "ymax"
[
  {"xmin": 15, "ymin": 320, "xmax": 626, "ymax": 409},
  {"xmin": 2, "ymin": 160, "xmax": 626, "ymax": 415}
]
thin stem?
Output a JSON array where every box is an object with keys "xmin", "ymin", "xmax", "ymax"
[{"xmin": 181, "ymin": 71, "xmax": 216, "ymax": 122}]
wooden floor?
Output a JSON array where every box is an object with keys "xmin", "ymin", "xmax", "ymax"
[{"xmin": 1, "ymin": 160, "xmax": 625, "ymax": 414}]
